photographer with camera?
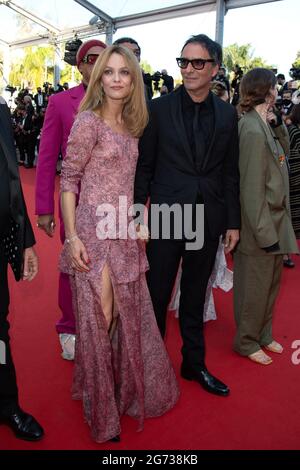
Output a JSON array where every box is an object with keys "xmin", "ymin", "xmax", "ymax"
[
  {"xmin": 231, "ymin": 64, "xmax": 243, "ymax": 106},
  {"xmin": 289, "ymin": 66, "xmax": 300, "ymax": 85},
  {"xmin": 145, "ymin": 69, "xmax": 174, "ymax": 97},
  {"xmin": 5, "ymin": 85, "xmax": 17, "ymax": 96},
  {"xmin": 161, "ymin": 69, "xmax": 174, "ymax": 93},
  {"xmin": 56, "ymin": 83, "xmax": 64, "ymax": 93},
  {"xmin": 215, "ymin": 65, "xmax": 230, "ymax": 98},
  {"xmin": 35, "ymin": 39, "xmax": 106, "ymax": 360}
]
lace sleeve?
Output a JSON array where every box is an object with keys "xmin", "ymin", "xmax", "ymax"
[{"xmin": 60, "ymin": 111, "xmax": 97, "ymax": 194}]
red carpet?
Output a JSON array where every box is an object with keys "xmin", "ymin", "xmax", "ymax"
[{"xmin": 1, "ymin": 167, "xmax": 300, "ymax": 450}]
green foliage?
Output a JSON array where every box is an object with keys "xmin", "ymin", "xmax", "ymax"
[
  {"xmin": 292, "ymin": 50, "xmax": 300, "ymax": 68},
  {"xmin": 223, "ymin": 43, "xmax": 269, "ymax": 74},
  {"xmin": 8, "ymin": 44, "xmax": 83, "ymax": 90},
  {"xmin": 60, "ymin": 63, "xmax": 82, "ymax": 84},
  {"xmin": 140, "ymin": 60, "xmax": 153, "ymax": 75},
  {"xmin": 7, "ymin": 13, "xmax": 81, "ymax": 91},
  {"xmin": 0, "ymin": 49, "xmax": 3, "ymax": 78},
  {"xmin": 9, "ymin": 45, "xmax": 56, "ymax": 90}
]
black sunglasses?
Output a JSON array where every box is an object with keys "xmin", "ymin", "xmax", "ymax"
[
  {"xmin": 82, "ymin": 54, "xmax": 99, "ymax": 65},
  {"xmin": 176, "ymin": 57, "xmax": 215, "ymax": 70}
]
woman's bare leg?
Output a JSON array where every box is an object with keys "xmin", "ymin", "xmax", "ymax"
[{"xmin": 100, "ymin": 264, "xmax": 114, "ymax": 331}]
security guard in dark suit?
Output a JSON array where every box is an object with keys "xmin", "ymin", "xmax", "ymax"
[{"xmin": 0, "ymin": 98, "xmax": 44, "ymax": 441}]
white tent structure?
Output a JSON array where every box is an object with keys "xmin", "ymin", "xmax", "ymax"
[{"xmin": 0, "ymin": 0, "xmax": 282, "ymax": 89}]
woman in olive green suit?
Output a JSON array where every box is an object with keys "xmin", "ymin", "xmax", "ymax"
[{"xmin": 234, "ymin": 68, "xmax": 298, "ymax": 365}]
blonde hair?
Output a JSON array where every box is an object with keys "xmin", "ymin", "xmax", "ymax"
[{"xmin": 79, "ymin": 45, "xmax": 148, "ymax": 137}]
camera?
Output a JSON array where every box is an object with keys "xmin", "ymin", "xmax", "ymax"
[
  {"xmin": 152, "ymin": 71, "xmax": 162, "ymax": 91},
  {"xmin": 161, "ymin": 70, "xmax": 174, "ymax": 93},
  {"xmin": 43, "ymin": 82, "xmax": 52, "ymax": 93},
  {"xmin": 289, "ymin": 67, "xmax": 300, "ymax": 80},
  {"xmin": 142, "ymin": 70, "xmax": 174, "ymax": 97},
  {"xmin": 231, "ymin": 65, "xmax": 244, "ymax": 106},
  {"xmin": 64, "ymin": 38, "xmax": 83, "ymax": 66},
  {"xmin": 5, "ymin": 85, "xmax": 17, "ymax": 96},
  {"xmin": 233, "ymin": 64, "xmax": 243, "ymax": 79}
]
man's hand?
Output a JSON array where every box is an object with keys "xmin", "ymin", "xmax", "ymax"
[
  {"xmin": 37, "ymin": 214, "xmax": 56, "ymax": 237},
  {"xmin": 224, "ymin": 229, "xmax": 239, "ymax": 254},
  {"xmin": 23, "ymin": 247, "xmax": 38, "ymax": 281}
]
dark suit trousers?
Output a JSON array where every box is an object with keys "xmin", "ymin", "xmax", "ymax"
[
  {"xmin": 146, "ymin": 236, "xmax": 219, "ymax": 369},
  {"xmin": 0, "ymin": 245, "xmax": 19, "ymax": 412}
]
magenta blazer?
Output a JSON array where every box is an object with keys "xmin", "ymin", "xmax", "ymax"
[{"xmin": 35, "ymin": 83, "xmax": 85, "ymax": 215}]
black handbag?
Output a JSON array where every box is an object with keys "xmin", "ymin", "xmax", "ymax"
[{"xmin": 0, "ymin": 217, "xmax": 23, "ymax": 279}]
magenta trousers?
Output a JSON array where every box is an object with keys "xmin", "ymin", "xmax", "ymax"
[{"xmin": 56, "ymin": 210, "xmax": 76, "ymax": 335}]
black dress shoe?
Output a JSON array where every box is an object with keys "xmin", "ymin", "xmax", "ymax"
[
  {"xmin": 109, "ymin": 435, "xmax": 120, "ymax": 442},
  {"xmin": 181, "ymin": 363, "xmax": 230, "ymax": 396},
  {"xmin": 0, "ymin": 407, "xmax": 44, "ymax": 441}
]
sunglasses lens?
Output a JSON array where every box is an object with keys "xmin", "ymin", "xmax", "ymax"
[
  {"xmin": 87, "ymin": 54, "xmax": 99, "ymax": 64},
  {"xmin": 177, "ymin": 58, "xmax": 188, "ymax": 68},
  {"xmin": 192, "ymin": 60, "xmax": 205, "ymax": 70}
]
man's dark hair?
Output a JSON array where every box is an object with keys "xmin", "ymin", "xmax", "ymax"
[
  {"xmin": 113, "ymin": 37, "xmax": 141, "ymax": 54},
  {"xmin": 181, "ymin": 34, "xmax": 222, "ymax": 66},
  {"xmin": 277, "ymin": 73, "xmax": 285, "ymax": 80}
]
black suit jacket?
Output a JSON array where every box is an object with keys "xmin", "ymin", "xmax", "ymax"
[
  {"xmin": 134, "ymin": 86, "xmax": 241, "ymax": 238},
  {"xmin": 34, "ymin": 92, "xmax": 46, "ymax": 109},
  {"xmin": 0, "ymin": 102, "xmax": 35, "ymax": 280}
]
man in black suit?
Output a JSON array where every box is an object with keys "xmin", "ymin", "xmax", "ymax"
[
  {"xmin": 0, "ymin": 98, "xmax": 44, "ymax": 440},
  {"xmin": 34, "ymin": 87, "xmax": 46, "ymax": 113},
  {"xmin": 134, "ymin": 34, "xmax": 240, "ymax": 396}
]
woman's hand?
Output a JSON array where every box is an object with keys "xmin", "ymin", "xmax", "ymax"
[
  {"xmin": 266, "ymin": 107, "xmax": 278, "ymax": 126},
  {"xmin": 67, "ymin": 236, "xmax": 90, "ymax": 272},
  {"xmin": 136, "ymin": 223, "xmax": 150, "ymax": 242}
]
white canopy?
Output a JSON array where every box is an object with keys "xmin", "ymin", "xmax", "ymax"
[{"xmin": 0, "ymin": 0, "xmax": 282, "ymax": 49}]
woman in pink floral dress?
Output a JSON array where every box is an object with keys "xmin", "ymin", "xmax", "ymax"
[{"xmin": 59, "ymin": 45, "xmax": 179, "ymax": 443}]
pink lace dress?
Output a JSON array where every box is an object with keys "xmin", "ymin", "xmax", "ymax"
[{"xmin": 59, "ymin": 111, "xmax": 179, "ymax": 443}]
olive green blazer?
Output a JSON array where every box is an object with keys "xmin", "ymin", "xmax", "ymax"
[{"xmin": 237, "ymin": 109, "xmax": 298, "ymax": 256}]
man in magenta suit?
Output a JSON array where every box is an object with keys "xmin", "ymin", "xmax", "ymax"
[{"xmin": 35, "ymin": 39, "xmax": 106, "ymax": 360}]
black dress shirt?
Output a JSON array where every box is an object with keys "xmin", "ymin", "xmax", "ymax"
[{"xmin": 181, "ymin": 87, "xmax": 214, "ymax": 169}]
